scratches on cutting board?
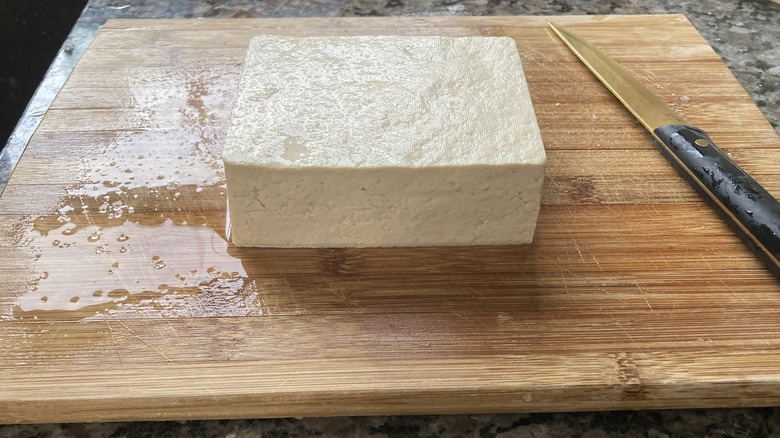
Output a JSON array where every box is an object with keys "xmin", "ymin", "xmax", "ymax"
[
  {"xmin": 113, "ymin": 317, "xmax": 174, "ymax": 364},
  {"xmin": 633, "ymin": 280, "xmax": 654, "ymax": 312},
  {"xmin": 107, "ymin": 320, "xmax": 134, "ymax": 392}
]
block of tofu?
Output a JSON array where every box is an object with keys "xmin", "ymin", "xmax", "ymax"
[{"xmin": 223, "ymin": 35, "xmax": 546, "ymax": 247}]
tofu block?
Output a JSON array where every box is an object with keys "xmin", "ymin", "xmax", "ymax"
[{"xmin": 223, "ymin": 35, "xmax": 546, "ymax": 247}]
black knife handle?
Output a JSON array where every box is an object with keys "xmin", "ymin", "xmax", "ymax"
[{"xmin": 653, "ymin": 124, "xmax": 780, "ymax": 278}]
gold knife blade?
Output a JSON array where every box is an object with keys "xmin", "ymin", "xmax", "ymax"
[{"xmin": 548, "ymin": 21, "xmax": 687, "ymax": 132}]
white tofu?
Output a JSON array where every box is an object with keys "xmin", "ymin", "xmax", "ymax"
[{"xmin": 223, "ymin": 35, "xmax": 546, "ymax": 247}]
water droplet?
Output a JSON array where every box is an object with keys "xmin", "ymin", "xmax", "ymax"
[
  {"xmin": 152, "ymin": 256, "xmax": 166, "ymax": 270},
  {"xmin": 52, "ymin": 240, "xmax": 61, "ymax": 246},
  {"xmin": 117, "ymin": 234, "xmax": 129, "ymax": 242},
  {"xmin": 120, "ymin": 246, "xmax": 128, "ymax": 253},
  {"xmin": 157, "ymin": 175, "xmax": 165, "ymax": 180},
  {"xmin": 108, "ymin": 270, "xmax": 114, "ymax": 275},
  {"xmin": 87, "ymin": 232, "xmax": 101, "ymax": 242},
  {"xmin": 112, "ymin": 262, "xmax": 119, "ymax": 268},
  {"xmin": 40, "ymin": 296, "xmax": 48, "ymax": 302},
  {"xmin": 95, "ymin": 246, "xmax": 105, "ymax": 254}
]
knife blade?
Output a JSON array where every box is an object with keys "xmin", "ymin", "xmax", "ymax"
[{"xmin": 548, "ymin": 21, "xmax": 780, "ymax": 278}]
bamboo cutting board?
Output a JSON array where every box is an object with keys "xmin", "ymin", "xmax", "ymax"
[{"xmin": 2, "ymin": 15, "xmax": 780, "ymax": 424}]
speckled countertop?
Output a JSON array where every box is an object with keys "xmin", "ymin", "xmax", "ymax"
[{"xmin": 1, "ymin": 0, "xmax": 779, "ymax": 437}]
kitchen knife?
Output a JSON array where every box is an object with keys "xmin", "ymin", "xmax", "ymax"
[{"xmin": 548, "ymin": 22, "xmax": 780, "ymax": 278}]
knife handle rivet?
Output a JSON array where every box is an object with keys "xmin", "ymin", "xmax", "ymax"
[{"xmin": 694, "ymin": 138, "xmax": 710, "ymax": 147}]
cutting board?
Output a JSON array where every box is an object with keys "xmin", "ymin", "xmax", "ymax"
[{"xmin": 2, "ymin": 15, "xmax": 780, "ymax": 424}]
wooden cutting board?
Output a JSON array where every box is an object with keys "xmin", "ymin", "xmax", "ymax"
[{"xmin": 2, "ymin": 15, "xmax": 780, "ymax": 424}]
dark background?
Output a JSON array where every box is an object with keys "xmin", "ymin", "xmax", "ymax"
[{"xmin": 0, "ymin": 1, "xmax": 87, "ymax": 152}]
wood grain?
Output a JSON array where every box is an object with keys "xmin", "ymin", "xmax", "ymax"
[{"xmin": 1, "ymin": 15, "xmax": 780, "ymax": 424}]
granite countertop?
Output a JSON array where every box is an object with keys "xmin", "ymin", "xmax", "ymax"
[{"xmin": 1, "ymin": 0, "xmax": 779, "ymax": 437}]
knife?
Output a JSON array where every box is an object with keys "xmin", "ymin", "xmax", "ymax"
[{"xmin": 548, "ymin": 22, "xmax": 780, "ymax": 278}]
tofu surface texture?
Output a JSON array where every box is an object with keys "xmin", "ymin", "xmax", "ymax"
[{"xmin": 223, "ymin": 35, "xmax": 546, "ymax": 248}]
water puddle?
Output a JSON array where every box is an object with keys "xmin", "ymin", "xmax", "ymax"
[
  {"xmin": 5, "ymin": 64, "xmax": 278, "ymax": 321},
  {"xmin": 12, "ymin": 183, "xmax": 274, "ymax": 321}
]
